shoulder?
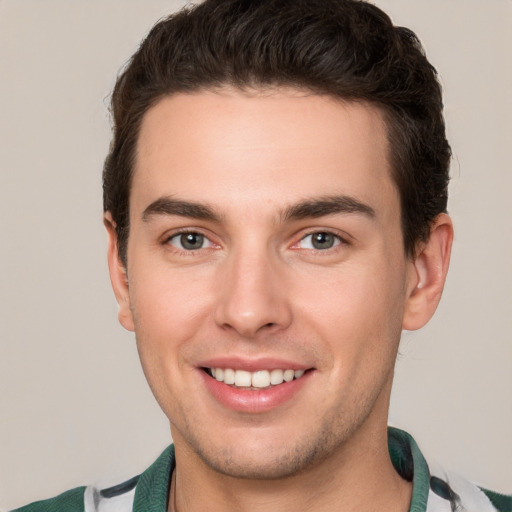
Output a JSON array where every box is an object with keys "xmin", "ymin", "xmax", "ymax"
[
  {"xmin": 10, "ymin": 445, "xmax": 175, "ymax": 512},
  {"xmin": 427, "ymin": 470, "xmax": 512, "ymax": 512},
  {"xmin": 389, "ymin": 428, "xmax": 511, "ymax": 512},
  {"xmin": 481, "ymin": 488, "xmax": 512, "ymax": 512},
  {"xmin": 10, "ymin": 487, "xmax": 87, "ymax": 512},
  {"xmin": 9, "ymin": 479, "xmax": 139, "ymax": 512}
]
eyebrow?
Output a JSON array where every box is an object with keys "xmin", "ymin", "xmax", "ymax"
[
  {"xmin": 282, "ymin": 195, "xmax": 375, "ymax": 221},
  {"xmin": 141, "ymin": 194, "xmax": 375, "ymax": 224},
  {"xmin": 142, "ymin": 197, "xmax": 221, "ymax": 222}
]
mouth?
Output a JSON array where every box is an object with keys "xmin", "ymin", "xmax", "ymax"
[
  {"xmin": 204, "ymin": 367, "xmax": 307, "ymax": 389},
  {"xmin": 199, "ymin": 362, "xmax": 314, "ymax": 412}
]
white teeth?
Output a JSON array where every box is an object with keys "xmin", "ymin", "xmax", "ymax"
[
  {"xmin": 223, "ymin": 368, "xmax": 235, "ymax": 385},
  {"xmin": 251, "ymin": 370, "xmax": 270, "ymax": 388},
  {"xmin": 234, "ymin": 370, "xmax": 252, "ymax": 387},
  {"xmin": 269, "ymin": 369, "xmax": 284, "ymax": 385},
  {"xmin": 208, "ymin": 367, "xmax": 306, "ymax": 388},
  {"xmin": 283, "ymin": 369, "xmax": 294, "ymax": 382}
]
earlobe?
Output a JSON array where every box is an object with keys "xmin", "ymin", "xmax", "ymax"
[
  {"xmin": 104, "ymin": 213, "xmax": 135, "ymax": 332},
  {"xmin": 402, "ymin": 214, "xmax": 453, "ymax": 331}
]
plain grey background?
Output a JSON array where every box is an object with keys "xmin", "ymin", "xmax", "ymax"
[{"xmin": 1, "ymin": 0, "xmax": 511, "ymax": 509}]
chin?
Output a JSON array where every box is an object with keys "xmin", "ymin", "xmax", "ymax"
[
  {"xmin": 197, "ymin": 446, "xmax": 320, "ymax": 480},
  {"xmin": 182, "ymin": 420, "xmax": 347, "ymax": 481}
]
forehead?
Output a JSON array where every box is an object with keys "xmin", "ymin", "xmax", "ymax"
[{"xmin": 132, "ymin": 88, "xmax": 397, "ymax": 220}]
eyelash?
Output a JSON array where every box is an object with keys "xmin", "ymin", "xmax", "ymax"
[
  {"xmin": 293, "ymin": 230, "xmax": 348, "ymax": 252},
  {"xmin": 163, "ymin": 228, "xmax": 348, "ymax": 254},
  {"xmin": 164, "ymin": 229, "xmax": 216, "ymax": 253}
]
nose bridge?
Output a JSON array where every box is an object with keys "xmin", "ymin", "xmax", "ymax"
[{"xmin": 214, "ymin": 241, "xmax": 291, "ymax": 337}]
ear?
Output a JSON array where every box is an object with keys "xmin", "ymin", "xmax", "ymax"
[
  {"xmin": 104, "ymin": 212, "xmax": 135, "ymax": 332},
  {"xmin": 402, "ymin": 213, "xmax": 453, "ymax": 331}
]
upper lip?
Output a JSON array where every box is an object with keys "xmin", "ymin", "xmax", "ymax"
[{"xmin": 197, "ymin": 357, "xmax": 312, "ymax": 372}]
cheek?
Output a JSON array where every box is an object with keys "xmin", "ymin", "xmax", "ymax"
[
  {"xmin": 128, "ymin": 262, "xmax": 213, "ymax": 354},
  {"xmin": 293, "ymin": 261, "xmax": 406, "ymax": 349},
  {"xmin": 128, "ymin": 268, "xmax": 213, "ymax": 413}
]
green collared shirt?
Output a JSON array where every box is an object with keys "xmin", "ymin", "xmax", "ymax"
[{"xmin": 12, "ymin": 428, "xmax": 511, "ymax": 512}]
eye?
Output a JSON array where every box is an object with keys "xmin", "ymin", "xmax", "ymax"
[
  {"xmin": 168, "ymin": 232, "xmax": 212, "ymax": 251},
  {"xmin": 298, "ymin": 231, "xmax": 342, "ymax": 250}
]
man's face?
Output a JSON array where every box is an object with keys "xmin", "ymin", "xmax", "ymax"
[{"xmin": 114, "ymin": 88, "xmax": 420, "ymax": 479}]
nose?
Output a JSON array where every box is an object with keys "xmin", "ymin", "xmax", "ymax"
[{"xmin": 213, "ymin": 248, "xmax": 293, "ymax": 338}]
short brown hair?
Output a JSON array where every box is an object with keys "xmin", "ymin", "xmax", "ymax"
[{"xmin": 103, "ymin": 0, "xmax": 450, "ymax": 264}]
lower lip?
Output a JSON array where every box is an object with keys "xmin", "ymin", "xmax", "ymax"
[{"xmin": 199, "ymin": 370, "xmax": 312, "ymax": 413}]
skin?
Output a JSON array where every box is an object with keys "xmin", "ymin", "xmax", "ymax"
[{"xmin": 105, "ymin": 88, "xmax": 453, "ymax": 512}]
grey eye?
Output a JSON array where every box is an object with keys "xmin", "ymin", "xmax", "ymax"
[
  {"xmin": 169, "ymin": 232, "xmax": 210, "ymax": 250},
  {"xmin": 299, "ymin": 232, "xmax": 340, "ymax": 250}
]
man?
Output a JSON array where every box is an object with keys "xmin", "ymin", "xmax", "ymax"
[{"xmin": 13, "ymin": 0, "xmax": 511, "ymax": 511}]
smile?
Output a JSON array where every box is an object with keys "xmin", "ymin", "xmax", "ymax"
[{"xmin": 207, "ymin": 368, "xmax": 306, "ymax": 389}]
